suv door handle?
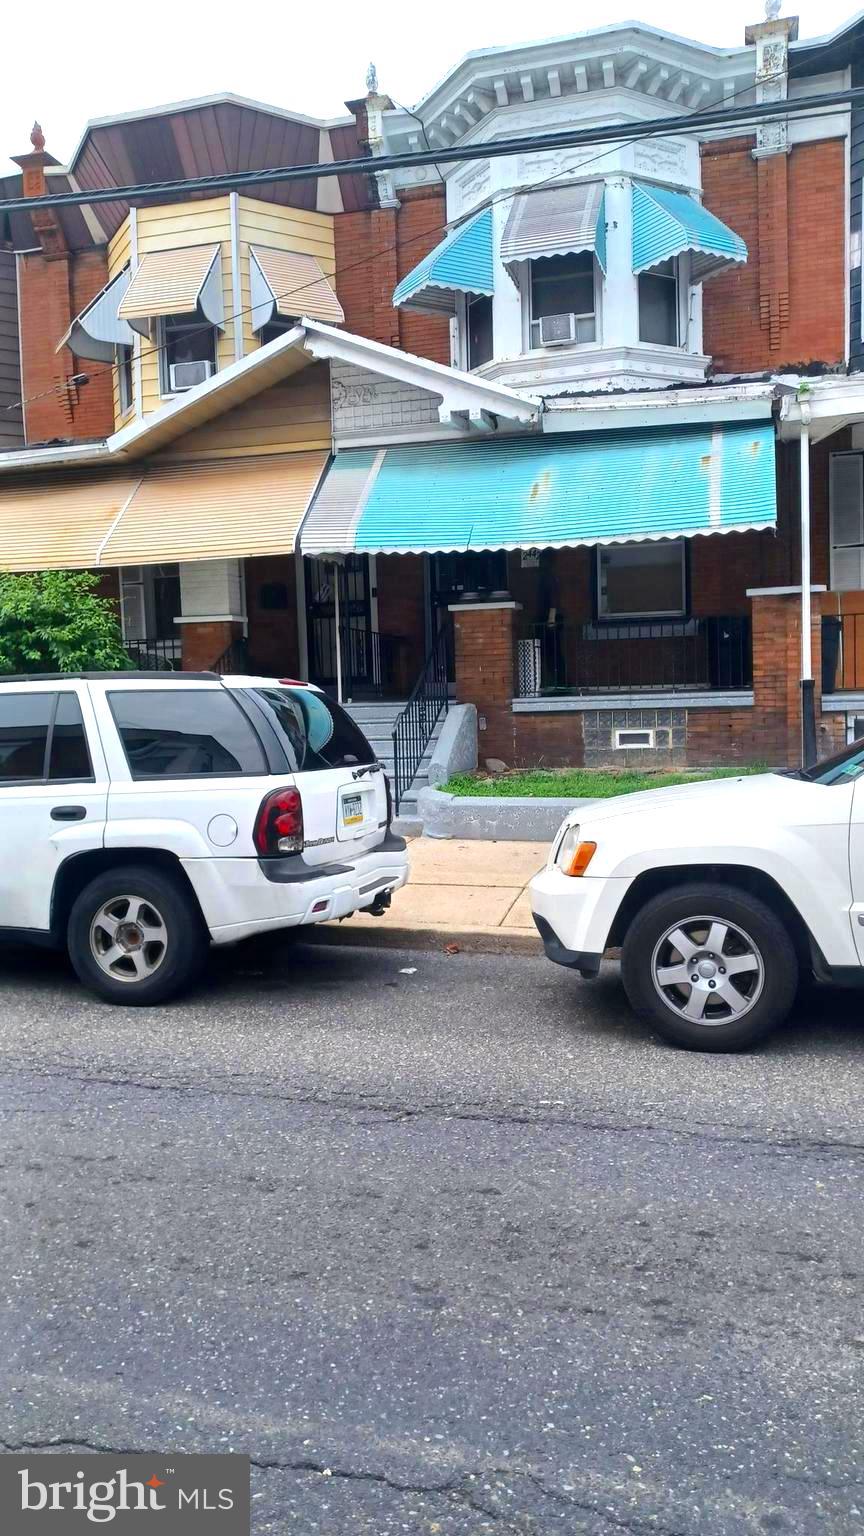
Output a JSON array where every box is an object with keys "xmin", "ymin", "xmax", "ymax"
[{"xmin": 51, "ymin": 805, "xmax": 87, "ymax": 822}]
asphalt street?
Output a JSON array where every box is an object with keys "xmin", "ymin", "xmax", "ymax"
[{"xmin": 0, "ymin": 936, "xmax": 862, "ymax": 1534}]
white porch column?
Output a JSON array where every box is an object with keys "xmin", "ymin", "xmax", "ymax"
[
  {"xmin": 601, "ymin": 176, "xmax": 639, "ymax": 349},
  {"xmin": 799, "ymin": 404, "xmax": 816, "ymax": 764},
  {"xmin": 176, "ymin": 559, "xmax": 246, "ymax": 628}
]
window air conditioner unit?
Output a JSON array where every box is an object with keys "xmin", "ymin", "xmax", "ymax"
[
  {"xmin": 539, "ymin": 313, "xmax": 577, "ymax": 347},
  {"xmin": 169, "ymin": 360, "xmax": 213, "ymax": 391}
]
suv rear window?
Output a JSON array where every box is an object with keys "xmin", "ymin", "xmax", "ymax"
[
  {"xmin": 0, "ymin": 693, "xmax": 53, "ymax": 782},
  {"xmin": 108, "ymin": 689, "xmax": 268, "ymax": 779},
  {"xmin": 249, "ymin": 687, "xmax": 376, "ymax": 773},
  {"xmin": 0, "ymin": 691, "xmax": 92, "ymax": 784}
]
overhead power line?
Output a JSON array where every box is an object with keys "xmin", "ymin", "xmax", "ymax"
[{"xmin": 0, "ymin": 86, "xmax": 860, "ymax": 216}]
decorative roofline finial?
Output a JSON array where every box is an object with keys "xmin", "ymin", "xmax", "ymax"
[
  {"xmin": 765, "ymin": 0, "xmax": 782, "ymax": 19},
  {"xmin": 366, "ymin": 62, "xmax": 378, "ymax": 95},
  {"xmin": 30, "ymin": 121, "xmax": 45, "ymax": 152}
]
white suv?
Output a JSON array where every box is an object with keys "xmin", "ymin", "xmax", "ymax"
[
  {"xmin": 0, "ymin": 672, "xmax": 409, "ymax": 1004},
  {"xmin": 530, "ymin": 747, "xmax": 864, "ymax": 1051}
]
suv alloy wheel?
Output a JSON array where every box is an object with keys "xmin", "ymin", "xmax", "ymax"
[
  {"xmin": 68, "ymin": 865, "xmax": 208, "ymax": 1005},
  {"xmin": 621, "ymin": 882, "xmax": 799, "ymax": 1051}
]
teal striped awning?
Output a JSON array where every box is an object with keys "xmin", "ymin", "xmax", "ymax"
[
  {"xmin": 299, "ymin": 421, "xmax": 776, "ymax": 556},
  {"xmin": 392, "ymin": 207, "xmax": 494, "ymax": 314},
  {"xmin": 632, "ymin": 182, "xmax": 747, "ymax": 282}
]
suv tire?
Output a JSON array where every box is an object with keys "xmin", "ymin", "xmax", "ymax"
[
  {"xmin": 67, "ymin": 865, "xmax": 208, "ymax": 1006},
  {"xmin": 621, "ymin": 881, "xmax": 798, "ymax": 1052}
]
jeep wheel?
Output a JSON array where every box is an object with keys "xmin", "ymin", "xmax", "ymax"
[
  {"xmin": 621, "ymin": 882, "xmax": 798, "ymax": 1052},
  {"xmin": 68, "ymin": 865, "xmax": 208, "ymax": 1005}
]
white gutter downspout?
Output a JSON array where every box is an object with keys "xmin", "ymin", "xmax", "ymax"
[{"xmin": 799, "ymin": 387, "xmax": 817, "ymax": 766}]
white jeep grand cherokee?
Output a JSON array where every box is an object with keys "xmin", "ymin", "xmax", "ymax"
[
  {"xmin": 0, "ymin": 672, "xmax": 409, "ymax": 1004},
  {"xmin": 530, "ymin": 745, "xmax": 864, "ymax": 1051}
]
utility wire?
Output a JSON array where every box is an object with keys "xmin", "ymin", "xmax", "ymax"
[
  {"xmin": 0, "ymin": 84, "xmax": 859, "ymax": 215},
  {"xmin": 2, "ymin": 85, "xmax": 847, "ymax": 419}
]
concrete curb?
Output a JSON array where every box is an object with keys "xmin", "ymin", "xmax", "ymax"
[
  {"xmin": 309, "ymin": 920, "xmax": 543, "ymax": 957},
  {"xmin": 417, "ymin": 787, "xmax": 595, "ymax": 840}
]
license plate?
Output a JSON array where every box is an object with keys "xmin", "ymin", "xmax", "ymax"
[{"xmin": 342, "ymin": 793, "xmax": 363, "ymax": 826}]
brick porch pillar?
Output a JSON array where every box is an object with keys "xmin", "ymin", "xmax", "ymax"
[
  {"xmin": 180, "ymin": 620, "xmax": 243, "ymax": 671},
  {"xmin": 749, "ymin": 586, "xmax": 827, "ymax": 766},
  {"xmin": 449, "ymin": 601, "xmax": 520, "ymax": 764}
]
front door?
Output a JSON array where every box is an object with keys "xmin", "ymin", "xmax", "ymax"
[{"xmin": 306, "ymin": 556, "xmax": 374, "ymax": 698}]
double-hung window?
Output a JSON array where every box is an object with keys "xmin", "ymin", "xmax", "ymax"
[
  {"xmin": 530, "ymin": 252, "xmax": 597, "ymax": 346},
  {"xmin": 466, "ymin": 294, "xmax": 494, "ymax": 369},
  {"xmin": 638, "ymin": 258, "xmax": 679, "ymax": 347}
]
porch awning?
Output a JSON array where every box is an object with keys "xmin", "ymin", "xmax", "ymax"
[
  {"xmin": 0, "ymin": 470, "xmax": 142, "ymax": 570},
  {"xmin": 392, "ymin": 207, "xmax": 494, "ymax": 314},
  {"xmin": 632, "ymin": 182, "xmax": 747, "ymax": 282},
  {"xmin": 500, "ymin": 181, "xmax": 606, "ymax": 273},
  {"xmin": 97, "ymin": 451, "xmax": 328, "ymax": 566},
  {"xmin": 298, "ymin": 421, "xmax": 776, "ymax": 556},
  {"xmin": 250, "ymin": 247, "xmax": 344, "ymax": 330},
  {"xmin": 0, "ymin": 453, "xmax": 328, "ymax": 570},
  {"xmin": 58, "ymin": 269, "xmax": 137, "ymax": 362},
  {"xmin": 118, "ymin": 245, "xmax": 224, "ymax": 336}
]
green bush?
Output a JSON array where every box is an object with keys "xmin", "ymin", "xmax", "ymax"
[{"xmin": 0, "ymin": 571, "xmax": 132, "ymax": 674}]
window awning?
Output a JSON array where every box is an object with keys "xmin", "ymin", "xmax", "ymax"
[
  {"xmin": 392, "ymin": 207, "xmax": 494, "ymax": 315},
  {"xmin": 58, "ymin": 270, "xmax": 137, "ymax": 362},
  {"xmin": 0, "ymin": 453, "xmax": 328, "ymax": 570},
  {"xmin": 117, "ymin": 245, "xmax": 224, "ymax": 336},
  {"xmin": 500, "ymin": 182, "xmax": 607, "ymax": 274},
  {"xmin": 632, "ymin": 182, "xmax": 747, "ymax": 282},
  {"xmin": 299, "ymin": 422, "xmax": 775, "ymax": 556},
  {"xmin": 250, "ymin": 247, "xmax": 344, "ymax": 330}
]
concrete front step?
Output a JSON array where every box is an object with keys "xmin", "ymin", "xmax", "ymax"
[{"xmin": 343, "ymin": 700, "xmax": 445, "ymax": 813}]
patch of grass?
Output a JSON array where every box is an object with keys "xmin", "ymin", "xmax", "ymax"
[{"xmin": 443, "ymin": 766, "xmax": 767, "ymax": 799}]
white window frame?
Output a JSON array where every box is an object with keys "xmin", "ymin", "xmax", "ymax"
[
  {"xmin": 637, "ymin": 258, "xmax": 681, "ymax": 348},
  {"xmin": 465, "ymin": 292, "xmax": 494, "ymax": 371},
  {"xmin": 116, "ymin": 343, "xmax": 134, "ymax": 415},
  {"xmin": 596, "ymin": 540, "xmax": 687, "ymax": 621},
  {"xmin": 527, "ymin": 252, "xmax": 602, "ymax": 351},
  {"xmin": 830, "ymin": 451, "xmax": 864, "ymax": 590}
]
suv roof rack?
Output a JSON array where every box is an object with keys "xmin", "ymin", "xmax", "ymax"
[{"xmin": 0, "ymin": 671, "xmax": 221, "ymax": 683}]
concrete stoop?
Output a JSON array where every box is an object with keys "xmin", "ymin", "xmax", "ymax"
[{"xmin": 343, "ymin": 700, "xmax": 444, "ymax": 816}]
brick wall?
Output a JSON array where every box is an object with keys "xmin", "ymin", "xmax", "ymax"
[
  {"xmin": 701, "ymin": 137, "xmax": 846, "ymax": 373},
  {"xmin": 334, "ymin": 187, "xmax": 450, "ymax": 363},
  {"xmin": 19, "ymin": 247, "xmax": 115, "ymax": 444},
  {"xmin": 181, "ymin": 620, "xmax": 241, "ymax": 672}
]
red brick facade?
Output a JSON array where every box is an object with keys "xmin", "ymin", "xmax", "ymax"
[
  {"xmin": 18, "ymin": 246, "xmax": 114, "ymax": 445},
  {"xmin": 334, "ymin": 187, "xmax": 450, "ymax": 363},
  {"xmin": 702, "ymin": 137, "xmax": 846, "ymax": 373}
]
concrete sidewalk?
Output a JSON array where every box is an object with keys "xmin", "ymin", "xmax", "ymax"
[{"xmin": 317, "ymin": 838, "xmax": 548, "ymax": 954}]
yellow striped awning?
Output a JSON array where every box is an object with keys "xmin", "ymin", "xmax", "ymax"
[
  {"xmin": 250, "ymin": 247, "xmax": 344, "ymax": 329},
  {"xmin": 97, "ymin": 451, "xmax": 329, "ymax": 566},
  {"xmin": 118, "ymin": 245, "xmax": 223, "ymax": 336},
  {"xmin": 0, "ymin": 471, "xmax": 142, "ymax": 571}
]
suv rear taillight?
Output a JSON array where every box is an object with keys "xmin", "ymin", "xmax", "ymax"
[
  {"xmin": 384, "ymin": 772, "xmax": 393, "ymax": 827},
  {"xmin": 254, "ymin": 787, "xmax": 304, "ymax": 856}
]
